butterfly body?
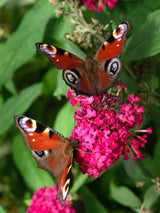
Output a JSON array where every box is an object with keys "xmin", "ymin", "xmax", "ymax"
[
  {"xmin": 68, "ymin": 55, "xmax": 120, "ymax": 95},
  {"xmin": 36, "ymin": 21, "xmax": 131, "ymax": 96},
  {"xmin": 14, "ymin": 115, "xmax": 79, "ymax": 206}
]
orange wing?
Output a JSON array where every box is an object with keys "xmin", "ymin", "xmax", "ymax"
[
  {"xmin": 14, "ymin": 115, "xmax": 77, "ymax": 206},
  {"xmin": 95, "ymin": 20, "xmax": 132, "ymax": 62},
  {"xmin": 36, "ymin": 43, "xmax": 84, "ymax": 69}
]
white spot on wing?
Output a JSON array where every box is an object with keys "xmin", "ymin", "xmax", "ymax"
[
  {"xmin": 113, "ymin": 23, "xmax": 128, "ymax": 39},
  {"xmin": 44, "ymin": 150, "xmax": 50, "ymax": 156},
  {"xmin": 62, "ymin": 179, "xmax": 70, "ymax": 201},
  {"xmin": 19, "ymin": 117, "xmax": 37, "ymax": 132},
  {"xmin": 42, "ymin": 44, "xmax": 57, "ymax": 57},
  {"xmin": 29, "ymin": 133, "xmax": 33, "ymax": 136}
]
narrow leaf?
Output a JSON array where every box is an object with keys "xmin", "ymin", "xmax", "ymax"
[
  {"xmin": 123, "ymin": 158, "xmax": 152, "ymax": 182},
  {"xmin": 0, "ymin": 206, "xmax": 6, "ymax": 213},
  {"xmin": 0, "ymin": 0, "xmax": 55, "ymax": 86},
  {"xmin": 70, "ymin": 173, "xmax": 88, "ymax": 194},
  {"xmin": 0, "ymin": 0, "xmax": 10, "ymax": 7},
  {"xmin": 53, "ymin": 72, "xmax": 69, "ymax": 97},
  {"xmin": 80, "ymin": 186, "xmax": 108, "ymax": 213},
  {"xmin": 65, "ymin": 40, "xmax": 86, "ymax": 60},
  {"xmin": 153, "ymin": 137, "xmax": 160, "ymax": 176},
  {"xmin": 110, "ymin": 182, "xmax": 141, "ymax": 208},
  {"xmin": 123, "ymin": 9, "xmax": 160, "ymax": 61},
  {"xmin": 13, "ymin": 135, "xmax": 54, "ymax": 191},
  {"xmin": 4, "ymin": 79, "xmax": 17, "ymax": 95},
  {"xmin": 53, "ymin": 101, "xmax": 75, "ymax": 137},
  {"xmin": 0, "ymin": 83, "xmax": 42, "ymax": 135},
  {"xmin": 143, "ymin": 188, "xmax": 159, "ymax": 209}
]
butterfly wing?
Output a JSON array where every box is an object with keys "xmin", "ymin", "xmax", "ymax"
[
  {"xmin": 36, "ymin": 43, "xmax": 84, "ymax": 69},
  {"xmin": 14, "ymin": 115, "xmax": 76, "ymax": 206},
  {"xmin": 36, "ymin": 43, "xmax": 92, "ymax": 95},
  {"xmin": 35, "ymin": 21, "xmax": 131, "ymax": 96},
  {"xmin": 95, "ymin": 20, "xmax": 131, "ymax": 62}
]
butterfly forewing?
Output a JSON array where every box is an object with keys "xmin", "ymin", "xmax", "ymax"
[
  {"xmin": 95, "ymin": 20, "xmax": 132, "ymax": 62},
  {"xmin": 14, "ymin": 115, "xmax": 78, "ymax": 206},
  {"xmin": 36, "ymin": 43, "xmax": 84, "ymax": 69}
]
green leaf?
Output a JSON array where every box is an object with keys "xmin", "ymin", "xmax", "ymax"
[
  {"xmin": 143, "ymin": 188, "xmax": 159, "ymax": 209},
  {"xmin": 123, "ymin": 9, "xmax": 160, "ymax": 61},
  {"xmin": 23, "ymin": 198, "xmax": 31, "ymax": 206},
  {"xmin": 141, "ymin": 154, "xmax": 155, "ymax": 176},
  {"xmin": 80, "ymin": 186, "xmax": 108, "ymax": 213},
  {"xmin": 53, "ymin": 101, "xmax": 75, "ymax": 137},
  {"xmin": 147, "ymin": 105, "xmax": 160, "ymax": 125},
  {"xmin": 65, "ymin": 40, "xmax": 86, "ymax": 60},
  {"xmin": 0, "ymin": 94, "xmax": 4, "ymax": 108},
  {"xmin": 0, "ymin": 0, "xmax": 10, "ymax": 7},
  {"xmin": 70, "ymin": 173, "xmax": 88, "ymax": 194},
  {"xmin": 0, "ymin": 0, "xmax": 55, "ymax": 87},
  {"xmin": 123, "ymin": 158, "xmax": 152, "ymax": 182},
  {"xmin": 0, "ymin": 83, "xmax": 42, "ymax": 135},
  {"xmin": 119, "ymin": 69, "xmax": 141, "ymax": 93},
  {"xmin": 153, "ymin": 137, "xmax": 160, "ymax": 176},
  {"xmin": 0, "ymin": 206, "xmax": 6, "ymax": 213},
  {"xmin": 13, "ymin": 135, "xmax": 54, "ymax": 191},
  {"xmin": 42, "ymin": 68, "xmax": 59, "ymax": 95},
  {"xmin": 53, "ymin": 71, "xmax": 69, "ymax": 97},
  {"xmin": 4, "ymin": 79, "xmax": 17, "ymax": 95},
  {"xmin": 110, "ymin": 182, "xmax": 141, "ymax": 208},
  {"xmin": 50, "ymin": 16, "xmax": 73, "ymax": 45}
]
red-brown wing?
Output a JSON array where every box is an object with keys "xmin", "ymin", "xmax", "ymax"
[
  {"xmin": 95, "ymin": 20, "xmax": 132, "ymax": 62},
  {"xmin": 14, "ymin": 115, "xmax": 75, "ymax": 206},
  {"xmin": 14, "ymin": 115, "xmax": 63, "ymax": 150},
  {"xmin": 55, "ymin": 155, "xmax": 73, "ymax": 206},
  {"xmin": 43, "ymin": 145, "xmax": 74, "ymax": 206},
  {"xmin": 36, "ymin": 43, "xmax": 84, "ymax": 69}
]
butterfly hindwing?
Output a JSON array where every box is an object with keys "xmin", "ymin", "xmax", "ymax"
[{"xmin": 14, "ymin": 115, "xmax": 78, "ymax": 206}]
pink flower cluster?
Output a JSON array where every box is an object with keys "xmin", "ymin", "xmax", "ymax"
[
  {"xmin": 27, "ymin": 185, "xmax": 75, "ymax": 213},
  {"xmin": 78, "ymin": 0, "xmax": 118, "ymax": 12},
  {"xmin": 67, "ymin": 85, "xmax": 152, "ymax": 178}
]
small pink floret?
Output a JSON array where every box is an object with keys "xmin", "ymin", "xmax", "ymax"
[
  {"xmin": 27, "ymin": 185, "xmax": 75, "ymax": 213},
  {"xmin": 68, "ymin": 85, "xmax": 152, "ymax": 178}
]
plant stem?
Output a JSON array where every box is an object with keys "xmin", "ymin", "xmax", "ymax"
[{"xmin": 138, "ymin": 186, "xmax": 154, "ymax": 213}]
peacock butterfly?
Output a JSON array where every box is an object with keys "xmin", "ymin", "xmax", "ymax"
[
  {"xmin": 14, "ymin": 115, "xmax": 79, "ymax": 206},
  {"xmin": 36, "ymin": 20, "xmax": 131, "ymax": 96}
]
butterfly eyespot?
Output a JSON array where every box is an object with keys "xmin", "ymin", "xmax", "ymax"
[
  {"xmin": 113, "ymin": 22, "xmax": 128, "ymax": 39},
  {"xmin": 66, "ymin": 73, "xmax": 78, "ymax": 84},
  {"xmin": 35, "ymin": 151, "xmax": 45, "ymax": 158},
  {"xmin": 105, "ymin": 58, "xmax": 122, "ymax": 76},
  {"xmin": 18, "ymin": 117, "xmax": 37, "ymax": 132},
  {"xmin": 34, "ymin": 150, "xmax": 51, "ymax": 158},
  {"xmin": 63, "ymin": 69, "xmax": 80, "ymax": 86}
]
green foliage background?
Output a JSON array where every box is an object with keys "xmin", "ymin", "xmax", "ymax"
[{"xmin": 0, "ymin": 0, "xmax": 160, "ymax": 212}]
